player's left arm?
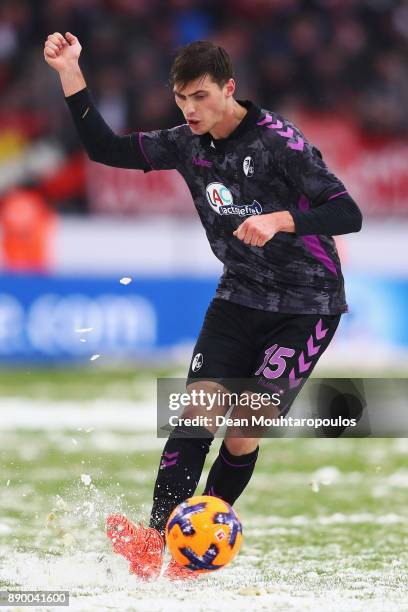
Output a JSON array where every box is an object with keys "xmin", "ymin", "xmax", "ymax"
[
  {"xmin": 234, "ymin": 128, "xmax": 362, "ymax": 247},
  {"xmin": 277, "ymin": 135, "xmax": 363, "ymax": 238}
]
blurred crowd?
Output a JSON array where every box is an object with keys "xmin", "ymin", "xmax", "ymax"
[{"xmin": 0, "ymin": 0, "xmax": 407, "ymax": 213}]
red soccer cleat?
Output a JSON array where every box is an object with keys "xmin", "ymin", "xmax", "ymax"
[
  {"xmin": 106, "ymin": 514, "xmax": 164, "ymax": 581},
  {"xmin": 164, "ymin": 557, "xmax": 199, "ymax": 581}
]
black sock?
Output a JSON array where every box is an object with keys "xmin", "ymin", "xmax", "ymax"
[
  {"xmin": 149, "ymin": 424, "xmax": 213, "ymax": 536},
  {"xmin": 203, "ymin": 440, "xmax": 259, "ymax": 505}
]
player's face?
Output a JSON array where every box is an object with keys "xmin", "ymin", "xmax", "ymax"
[{"xmin": 173, "ymin": 74, "xmax": 235, "ymax": 135}]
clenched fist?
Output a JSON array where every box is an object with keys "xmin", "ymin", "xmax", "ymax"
[
  {"xmin": 43, "ymin": 32, "xmax": 82, "ymax": 73},
  {"xmin": 233, "ymin": 211, "xmax": 295, "ymax": 247}
]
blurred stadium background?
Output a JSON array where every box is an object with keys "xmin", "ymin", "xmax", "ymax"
[
  {"xmin": 0, "ymin": 0, "xmax": 407, "ymax": 373},
  {"xmin": 1, "ymin": 3, "xmax": 408, "ymax": 610}
]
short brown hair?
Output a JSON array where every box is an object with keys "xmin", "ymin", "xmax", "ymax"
[{"xmin": 170, "ymin": 41, "xmax": 233, "ymax": 90}]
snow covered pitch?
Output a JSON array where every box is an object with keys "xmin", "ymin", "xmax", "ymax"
[{"xmin": 0, "ymin": 371, "xmax": 407, "ymax": 611}]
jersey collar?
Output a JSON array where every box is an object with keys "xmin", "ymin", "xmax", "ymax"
[{"xmin": 198, "ymin": 100, "xmax": 262, "ymax": 152}]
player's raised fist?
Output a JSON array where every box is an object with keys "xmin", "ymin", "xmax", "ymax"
[{"xmin": 43, "ymin": 32, "xmax": 82, "ymax": 72}]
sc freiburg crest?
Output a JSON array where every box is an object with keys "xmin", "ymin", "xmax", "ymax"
[{"xmin": 243, "ymin": 156, "xmax": 254, "ymax": 177}]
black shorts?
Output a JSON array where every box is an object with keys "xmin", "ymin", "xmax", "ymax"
[{"xmin": 187, "ymin": 298, "xmax": 341, "ymax": 415}]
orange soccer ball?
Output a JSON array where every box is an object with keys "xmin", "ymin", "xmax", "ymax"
[{"xmin": 165, "ymin": 495, "xmax": 243, "ymax": 573}]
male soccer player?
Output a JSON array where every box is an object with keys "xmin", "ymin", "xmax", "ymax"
[{"xmin": 44, "ymin": 32, "xmax": 362, "ymax": 580}]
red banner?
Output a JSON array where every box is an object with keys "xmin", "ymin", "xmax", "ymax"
[
  {"xmin": 86, "ymin": 163, "xmax": 192, "ymax": 215},
  {"xmin": 292, "ymin": 111, "xmax": 408, "ymax": 216}
]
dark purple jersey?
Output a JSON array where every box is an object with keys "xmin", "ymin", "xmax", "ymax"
[{"xmin": 138, "ymin": 101, "xmax": 348, "ymax": 314}]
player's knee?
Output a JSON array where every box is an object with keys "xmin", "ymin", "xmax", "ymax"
[
  {"xmin": 224, "ymin": 436, "xmax": 259, "ymax": 456},
  {"xmin": 180, "ymin": 380, "xmax": 234, "ymax": 434}
]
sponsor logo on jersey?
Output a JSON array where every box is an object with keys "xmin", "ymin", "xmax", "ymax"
[
  {"xmin": 192, "ymin": 353, "xmax": 203, "ymax": 372},
  {"xmin": 243, "ymin": 156, "xmax": 254, "ymax": 177},
  {"xmin": 205, "ymin": 182, "xmax": 263, "ymax": 216}
]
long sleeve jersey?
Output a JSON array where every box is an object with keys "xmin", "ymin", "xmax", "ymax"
[{"xmin": 66, "ymin": 88, "xmax": 362, "ymax": 315}]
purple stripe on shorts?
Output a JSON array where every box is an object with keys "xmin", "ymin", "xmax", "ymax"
[{"xmin": 297, "ymin": 195, "xmax": 338, "ymax": 277}]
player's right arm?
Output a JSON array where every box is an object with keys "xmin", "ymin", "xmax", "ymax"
[{"xmin": 44, "ymin": 32, "xmax": 178, "ymax": 171}]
